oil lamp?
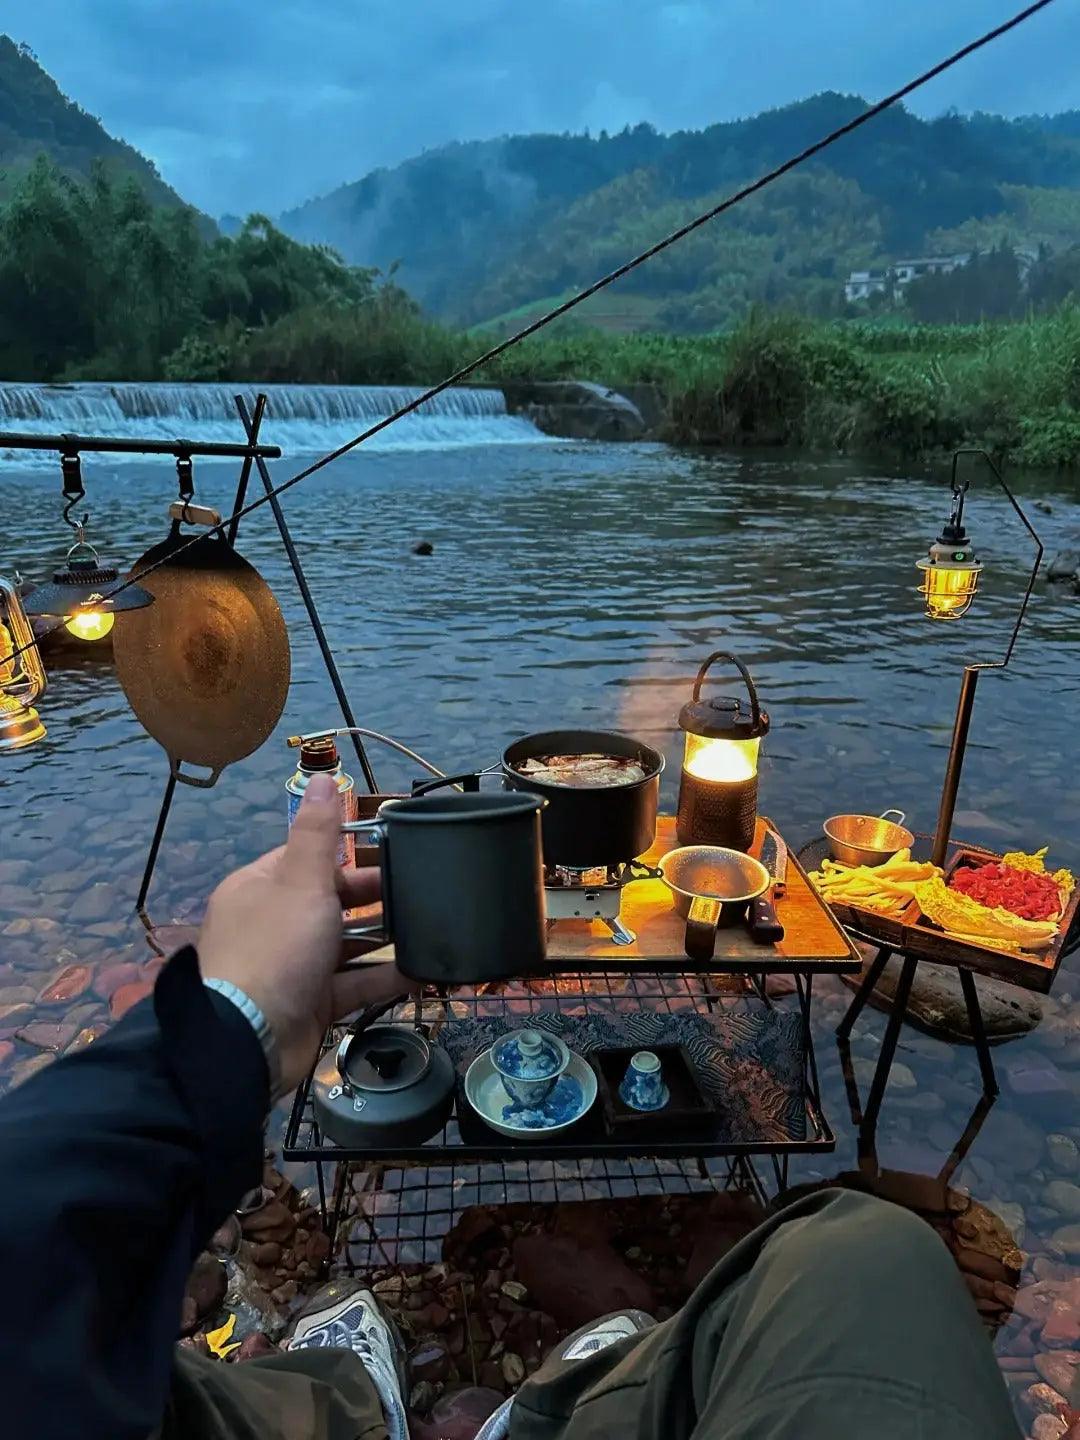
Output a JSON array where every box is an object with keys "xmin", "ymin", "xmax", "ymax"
[
  {"xmin": 0, "ymin": 576, "xmax": 47, "ymax": 751},
  {"xmin": 676, "ymin": 651, "xmax": 769, "ymax": 852},
  {"xmin": 24, "ymin": 538, "xmax": 154, "ymax": 641},
  {"xmin": 920, "ymin": 449, "xmax": 1042, "ymax": 867}
]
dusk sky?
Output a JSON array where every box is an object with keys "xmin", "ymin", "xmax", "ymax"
[{"xmin": 7, "ymin": 1, "xmax": 1078, "ymax": 217}]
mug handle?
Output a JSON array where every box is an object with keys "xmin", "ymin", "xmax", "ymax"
[
  {"xmin": 341, "ymin": 819, "xmax": 391, "ymax": 944},
  {"xmin": 684, "ymin": 895, "xmax": 721, "ymax": 962}
]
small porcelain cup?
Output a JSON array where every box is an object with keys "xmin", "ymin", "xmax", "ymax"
[
  {"xmin": 491, "ymin": 1028, "xmax": 570, "ymax": 1107},
  {"xmin": 618, "ymin": 1050, "xmax": 669, "ymax": 1112}
]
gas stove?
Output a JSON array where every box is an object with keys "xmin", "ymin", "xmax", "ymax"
[{"xmin": 544, "ymin": 864, "xmax": 636, "ymax": 946}]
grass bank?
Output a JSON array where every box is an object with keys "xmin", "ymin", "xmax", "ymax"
[{"xmin": 176, "ymin": 300, "xmax": 1080, "ymax": 470}]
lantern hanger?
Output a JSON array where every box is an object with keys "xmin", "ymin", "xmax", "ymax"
[{"xmin": 919, "ymin": 448, "xmax": 1043, "ymax": 670}]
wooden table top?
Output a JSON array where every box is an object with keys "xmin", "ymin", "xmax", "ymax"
[
  {"xmin": 355, "ymin": 815, "xmax": 862, "ymax": 976},
  {"xmin": 541, "ymin": 815, "xmax": 862, "ymax": 974}
]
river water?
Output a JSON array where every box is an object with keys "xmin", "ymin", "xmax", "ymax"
[{"xmin": 2, "ymin": 383, "xmax": 1080, "ymax": 1418}]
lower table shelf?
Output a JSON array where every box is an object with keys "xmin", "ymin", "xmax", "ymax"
[{"xmin": 283, "ymin": 971, "xmax": 833, "ymax": 1166}]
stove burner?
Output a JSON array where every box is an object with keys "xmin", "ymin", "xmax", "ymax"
[{"xmin": 544, "ymin": 863, "xmax": 636, "ymax": 946}]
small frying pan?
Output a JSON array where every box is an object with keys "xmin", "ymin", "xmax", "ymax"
[{"xmin": 114, "ymin": 520, "xmax": 290, "ymax": 787}]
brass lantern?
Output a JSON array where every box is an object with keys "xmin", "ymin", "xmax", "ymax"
[
  {"xmin": 0, "ymin": 576, "xmax": 47, "ymax": 751},
  {"xmin": 676, "ymin": 651, "xmax": 769, "ymax": 853}
]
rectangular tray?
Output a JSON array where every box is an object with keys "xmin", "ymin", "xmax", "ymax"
[
  {"xmin": 810, "ymin": 837, "xmax": 1080, "ymax": 994},
  {"xmin": 591, "ymin": 1044, "xmax": 715, "ymax": 1138}
]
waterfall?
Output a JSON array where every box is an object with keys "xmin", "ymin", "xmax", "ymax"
[{"xmin": 0, "ymin": 381, "xmax": 548, "ymax": 461}]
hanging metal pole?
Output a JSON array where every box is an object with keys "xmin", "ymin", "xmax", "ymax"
[
  {"xmin": 227, "ymin": 393, "xmax": 267, "ymax": 545},
  {"xmin": 235, "ymin": 394, "xmax": 378, "ymax": 793},
  {"xmin": 136, "ymin": 773, "xmax": 177, "ymax": 913},
  {"xmin": 136, "ymin": 402, "xmax": 270, "ymax": 915}
]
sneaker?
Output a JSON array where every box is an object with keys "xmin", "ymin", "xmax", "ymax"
[
  {"xmin": 474, "ymin": 1308, "xmax": 656, "ymax": 1440},
  {"xmin": 288, "ymin": 1280, "xmax": 409, "ymax": 1440}
]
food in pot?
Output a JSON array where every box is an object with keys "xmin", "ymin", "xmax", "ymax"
[
  {"xmin": 808, "ymin": 849, "xmax": 939, "ymax": 916},
  {"xmin": 514, "ymin": 753, "xmax": 647, "ymax": 788},
  {"xmin": 914, "ymin": 875, "xmax": 1059, "ymax": 949}
]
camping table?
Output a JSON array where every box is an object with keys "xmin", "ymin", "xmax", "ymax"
[
  {"xmin": 284, "ymin": 817, "xmax": 863, "ymax": 1260},
  {"xmin": 797, "ymin": 832, "xmax": 1080, "ymax": 1130}
]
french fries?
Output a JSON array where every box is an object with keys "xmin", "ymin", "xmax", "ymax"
[{"xmin": 808, "ymin": 848, "xmax": 940, "ymax": 916}]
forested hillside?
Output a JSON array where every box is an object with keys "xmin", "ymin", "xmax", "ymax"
[
  {"xmin": 281, "ymin": 95, "xmax": 1080, "ymax": 330},
  {"xmin": 0, "ymin": 35, "xmax": 188, "ymax": 208}
]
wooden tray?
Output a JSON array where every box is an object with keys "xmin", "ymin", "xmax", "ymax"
[{"xmin": 805, "ymin": 836, "xmax": 1080, "ymax": 994}]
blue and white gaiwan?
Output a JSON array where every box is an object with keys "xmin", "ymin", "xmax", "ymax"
[{"xmin": 491, "ymin": 1028, "xmax": 570, "ymax": 1107}]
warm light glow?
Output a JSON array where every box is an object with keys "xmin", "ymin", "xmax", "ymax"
[
  {"xmin": 64, "ymin": 609, "xmax": 115, "ymax": 641},
  {"xmin": 683, "ymin": 731, "xmax": 760, "ymax": 783},
  {"xmin": 918, "ymin": 562, "xmax": 980, "ymax": 620}
]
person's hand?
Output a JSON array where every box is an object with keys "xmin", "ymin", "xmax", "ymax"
[{"xmin": 198, "ymin": 772, "xmax": 410, "ymax": 1092}]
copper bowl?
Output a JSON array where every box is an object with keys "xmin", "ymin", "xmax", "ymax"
[{"xmin": 823, "ymin": 810, "xmax": 913, "ymax": 867}]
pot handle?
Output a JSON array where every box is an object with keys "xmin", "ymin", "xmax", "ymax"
[
  {"xmin": 341, "ymin": 819, "xmax": 391, "ymax": 944},
  {"xmin": 410, "ymin": 771, "xmax": 483, "ymax": 797},
  {"xmin": 335, "ymin": 996, "xmax": 412, "ymax": 1092},
  {"xmin": 879, "ymin": 809, "xmax": 906, "ymax": 825},
  {"xmin": 692, "ymin": 652, "xmax": 762, "ymax": 729},
  {"xmin": 169, "ymin": 754, "xmax": 226, "ymax": 789},
  {"xmin": 684, "ymin": 895, "xmax": 722, "ymax": 963}
]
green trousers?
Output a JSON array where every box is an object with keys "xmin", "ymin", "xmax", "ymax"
[{"xmin": 165, "ymin": 1190, "xmax": 1020, "ymax": 1440}]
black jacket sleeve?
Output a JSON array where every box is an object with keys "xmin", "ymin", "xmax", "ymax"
[{"xmin": 0, "ymin": 946, "xmax": 269, "ymax": 1440}]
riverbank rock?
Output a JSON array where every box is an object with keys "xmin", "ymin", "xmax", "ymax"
[
  {"xmin": 841, "ymin": 954, "xmax": 1042, "ymax": 1042},
  {"xmin": 502, "ymin": 380, "xmax": 649, "ymax": 441},
  {"xmin": 513, "ymin": 1233, "xmax": 654, "ymax": 1328}
]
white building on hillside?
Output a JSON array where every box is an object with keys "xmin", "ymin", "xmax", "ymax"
[{"xmin": 844, "ymin": 247, "xmax": 1039, "ymax": 304}]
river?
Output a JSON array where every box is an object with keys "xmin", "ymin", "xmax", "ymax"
[{"xmin": 2, "ymin": 381, "xmax": 1079, "ymax": 1418}]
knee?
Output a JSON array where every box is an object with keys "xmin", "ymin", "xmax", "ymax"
[{"xmin": 774, "ymin": 1188, "xmax": 953, "ymax": 1289}]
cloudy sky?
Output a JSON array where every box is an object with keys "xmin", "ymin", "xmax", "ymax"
[{"xmin": 8, "ymin": 1, "xmax": 1077, "ymax": 218}]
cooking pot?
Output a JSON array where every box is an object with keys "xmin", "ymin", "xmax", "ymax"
[
  {"xmin": 502, "ymin": 729, "xmax": 663, "ymax": 868},
  {"xmin": 312, "ymin": 1008, "xmax": 456, "ymax": 1149}
]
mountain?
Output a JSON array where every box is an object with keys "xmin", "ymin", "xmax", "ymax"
[
  {"xmin": 280, "ymin": 94, "xmax": 1080, "ymax": 332},
  {"xmin": 0, "ymin": 35, "xmax": 190, "ymax": 209}
]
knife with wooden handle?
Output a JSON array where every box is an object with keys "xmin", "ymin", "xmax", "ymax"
[{"xmin": 748, "ymin": 828, "xmax": 787, "ymax": 944}]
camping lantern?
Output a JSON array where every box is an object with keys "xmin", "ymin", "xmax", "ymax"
[
  {"xmin": 676, "ymin": 651, "xmax": 769, "ymax": 852},
  {"xmin": 917, "ymin": 537, "xmax": 983, "ymax": 620},
  {"xmin": 0, "ymin": 576, "xmax": 47, "ymax": 751},
  {"xmin": 24, "ymin": 540, "xmax": 154, "ymax": 642}
]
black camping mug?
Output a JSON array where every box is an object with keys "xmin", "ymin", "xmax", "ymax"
[{"xmin": 342, "ymin": 791, "xmax": 548, "ymax": 984}]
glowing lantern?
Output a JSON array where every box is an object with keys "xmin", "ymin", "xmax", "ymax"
[
  {"xmin": 0, "ymin": 576, "xmax": 47, "ymax": 751},
  {"xmin": 24, "ymin": 543, "xmax": 153, "ymax": 641},
  {"xmin": 676, "ymin": 651, "xmax": 769, "ymax": 853},
  {"xmin": 917, "ymin": 538, "xmax": 983, "ymax": 620}
]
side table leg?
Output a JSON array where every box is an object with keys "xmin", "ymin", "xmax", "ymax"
[
  {"xmin": 958, "ymin": 968, "xmax": 999, "ymax": 1097},
  {"xmin": 837, "ymin": 946, "xmax": 892, "ymax": 1039},
  {"xmin": 862, "ymin": 954, "xmax": 918, "ymax": 1131}
]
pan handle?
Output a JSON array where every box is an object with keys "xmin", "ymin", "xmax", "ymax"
[
  {"xmin": 169, "ymin": 755, "xmax": 226, "ymax": 789},
  {"xmin": 879, "ymin": 809, "xmax": 906, "ymax": 825}
]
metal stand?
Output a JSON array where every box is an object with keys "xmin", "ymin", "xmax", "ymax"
[
  {"xmin": 837, "ymin": 943, "xmax": 998, "ymax": 1137},
  {"xmin": 234, "ymin": 395, "xmax": 377, "ymax": 792}
]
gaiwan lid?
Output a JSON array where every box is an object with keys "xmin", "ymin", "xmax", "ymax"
[{"xmin": 492, "ymin": 1028, "xmax": 567, "ymax": 1080}]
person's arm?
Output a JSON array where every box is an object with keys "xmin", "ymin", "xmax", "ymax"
[{"xmin": 0, "ymin": 773, "xmax": 405, "ymax": 1440}]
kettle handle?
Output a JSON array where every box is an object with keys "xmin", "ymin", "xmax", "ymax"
[
  {"xmin": 691, "ymin": 652, "xmax": 762, "ymax": 729},
  {"xmin": 335, "ymin": 995, "xmax": 411, "ymax": 1092}
]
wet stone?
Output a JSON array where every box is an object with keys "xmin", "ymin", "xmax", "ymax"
[
  {"xmin": 1045, "ymin": 1182, "xmax": 1080, "ymax": 1220},
  {"xmin": 1047, "ymin": 1136, "xmax": 1080, "ymax": 1178},
  {"xmin": 67, "ymin": 884, "xmax": 117, "ymax": 924}
]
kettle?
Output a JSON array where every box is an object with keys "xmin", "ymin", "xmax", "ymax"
[{"xmin": 312, "ymin": 999, "xmax": 456, "ymax": 1149}]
